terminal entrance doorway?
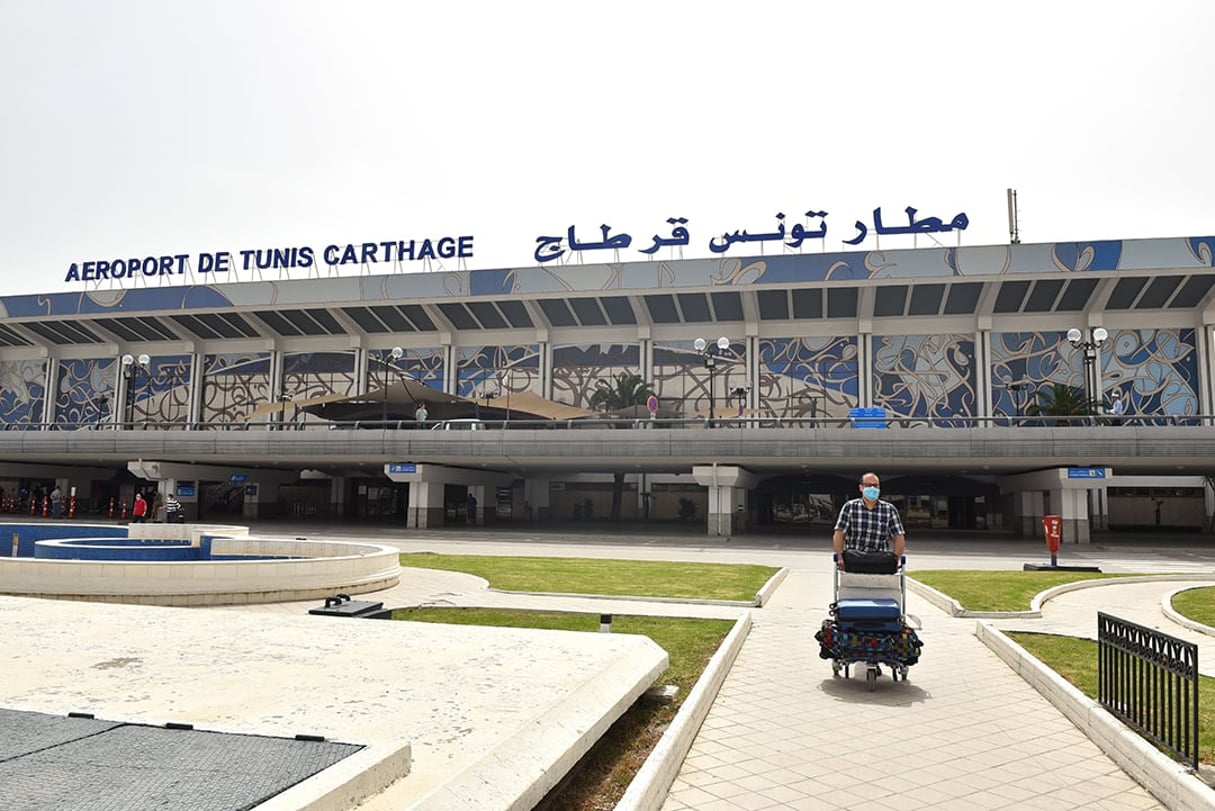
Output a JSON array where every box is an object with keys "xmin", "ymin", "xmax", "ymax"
[{"xmin": 752, "ymin": 474, "xmax": 995, "ymax": 532}]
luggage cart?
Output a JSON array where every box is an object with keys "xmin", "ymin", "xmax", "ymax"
[{"xmin": 818, "ymin": 553, "xmax": 922, "ymax": 691}]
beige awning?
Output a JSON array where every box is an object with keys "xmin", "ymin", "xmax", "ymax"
[
  {"xmin": 250, "ymin": 378, "xmax": 595, "ymax": 423},
  {"xmin": 246, "ymin": 378, "xmax": 469, "ymax": 421},
  {"xmin": 481, "ymin": 390, "xmax": 594, "ymax": 421}
]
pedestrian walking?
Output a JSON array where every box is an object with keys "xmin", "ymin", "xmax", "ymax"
[
  {"xmin": 132, "ymin": 492, "xmax": 148, "ymax": 524},
  {"xmin": 1109, "ymin": 390, "xmax": 1126, "ymax": 426},
  {"xmin": 165, "ymin": 493, "xmax": 182, "ymax": 523}
]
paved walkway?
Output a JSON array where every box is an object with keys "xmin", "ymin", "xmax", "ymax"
[
  {"xmin": 14, "ymin": 522, "xmax": 1215, "ymax": 809},
  {"xmin": 249, "ymin": 527, "xmax": 1215, "ymax": 810},
  {"xmin": 660, "ymin": 568, "xmax": 1171, "ymax": 810}
]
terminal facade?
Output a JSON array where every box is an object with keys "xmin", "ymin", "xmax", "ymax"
[{"xmin": 1, "ymin": 235, "xmax": 1213, "ymax": 542}]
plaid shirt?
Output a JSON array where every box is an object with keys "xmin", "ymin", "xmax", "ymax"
[{"xmin": 834, "ymin": 497, "xmax": 905, "ymax": 552}]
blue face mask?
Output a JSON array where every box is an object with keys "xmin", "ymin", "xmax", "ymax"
[{"xmin": 862, "ymin": 485, "xmax": 880, "ymax": 501}]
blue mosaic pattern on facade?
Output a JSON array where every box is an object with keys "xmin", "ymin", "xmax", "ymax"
[
  {"xmin": 758, "ymin": 337, "xmax": 858, "ymax": 418},
  {"xmin": 456, "ymin": 345, "xmax": 540, "ymax": 399},
  {"xmin": 990, "ymin": 329, "xmax": 1199, "ymax": 422},
  {"xmin": 871, "ymin": 335, "xmax": 976, "ymax": 425},
  {"xmin": 202, "ymin": 353, "xmax": 271, "ymax": 425},
  {"xmin": 0, "ymin": 360, "xmax": 46, "ymax": 426},
  {"xmin": 372, "ymin": 348, "xmax": 445, "ymax": 393},
  {"xmin": 129, "ymin": 354, "xmax": 193, "ymax": 424},
  {"xmin": 54, "ymin": 358, "xmax": 116, "ymax": 427}
]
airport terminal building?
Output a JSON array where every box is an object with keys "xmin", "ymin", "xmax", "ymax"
[{"xmin": 2, "ymin": 233, "xmax": 1214, "ymax": 542}]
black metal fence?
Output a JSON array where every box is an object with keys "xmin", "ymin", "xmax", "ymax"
[{"xmin": 1097, "ymin": 612, "xmax": 1199, "ymax": 769}]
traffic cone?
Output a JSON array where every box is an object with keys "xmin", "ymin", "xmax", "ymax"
[
  {"xmin": 109, "ymin": 497, "xmax": 115, "ymax": 519},
  {"xmin": 121, "ymin": 500, "xmax": 128, "ymax": 520},
  {"xmin": 42, "ymin": 496, "xmax": 49, "ymax": 518},
  {"xmin": 30, "ymin": 496, "xmax": 36, "ymax": 516},
  {"xmin": 68, "ymin": 496, "xmax": 77, "ymax": 519}
]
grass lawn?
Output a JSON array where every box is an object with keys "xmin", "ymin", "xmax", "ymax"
[
  {"xmin": 1007, "ymin": 632, "xmax": 1215, "ymax": 764},
  {"xmin": 400, "ymin": 552, "xmax": 779, "ymax": 602},
  {"xmin": 911, "ymin": 570, "xmax": 1139, "ymax": 612},
  {"xmin": 391, "ymin": 606, "xmax": 734, "ymax": 810},
  {"xmin": 1171, "ymin": 586, "xmax": 1215, "ymax": 627}
]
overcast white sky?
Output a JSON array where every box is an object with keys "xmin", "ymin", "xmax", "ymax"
[{"xmin": 2, "ymin": 1, "xmax": 1213, "ymax": 296}]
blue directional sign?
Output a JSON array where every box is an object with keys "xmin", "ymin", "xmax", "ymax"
[
  {"xmin": 389, "ymin": 463, "xmax": 417, "ymax": 474},
  {"xmin": 1067, "ymin": 467, "xmax": 1106, "ymax": 479},
  {"xmin": 230, "ymin": 473, "xmax": 247, "ymax": 483}
]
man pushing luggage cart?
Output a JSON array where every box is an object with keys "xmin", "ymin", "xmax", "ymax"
[
  {"xmin": 832, "ymin": 472, "xmax": 905, "ymax": 568},
  {"xmin": 815, "ymin": 472, "xmax": 923, "ymax": 690}
]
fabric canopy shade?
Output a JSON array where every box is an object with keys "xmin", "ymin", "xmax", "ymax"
[{"xmin": 248, "ymin": 379, "xmax": 595, "ymax": 424}]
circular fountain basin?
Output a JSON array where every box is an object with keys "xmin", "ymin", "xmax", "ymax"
[{"xmin": 0, "ymin": 522, "xmax": 400, "ymax": 606}]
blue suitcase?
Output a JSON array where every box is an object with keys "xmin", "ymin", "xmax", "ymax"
[{"xmin": 834, "ymin": 598, "xmax": 902, "ymax": 633}]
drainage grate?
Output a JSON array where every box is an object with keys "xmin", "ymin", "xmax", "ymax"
[{"xmin": 0, "ymin": 708, "xmax": 363, "ymax": 811}]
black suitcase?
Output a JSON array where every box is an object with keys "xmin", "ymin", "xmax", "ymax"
[{"xmin": 842, "ymin": 550, "xmax": 899, "ymax": 573}]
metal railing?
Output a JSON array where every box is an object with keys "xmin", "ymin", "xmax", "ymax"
[
  {"xmin": 1097, "ymin": 612, "xmax": 1199, "ymax": 770},
  {"xmin": 4, "ymin": 413, "xmax": 1215, "ymax": 433}
]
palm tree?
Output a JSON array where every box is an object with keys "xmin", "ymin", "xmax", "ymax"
[
  {"xmin": 1024, "ymin": 383, "xmax": 1094, "ymax": 425},
  {"xmin": 588, "ymin": 372, "xmax": 655, "ymax": 415},
  {"xmin": 588, "ymin": 373, "xmax": 656, "ymax": 520}
]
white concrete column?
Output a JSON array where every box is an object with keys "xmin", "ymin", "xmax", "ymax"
[
  {"xmin": 242, "ymin": 482, "xmax": 260, "ymax": 520},
  {"xmin": 523, "ymin": 478, "xmax": 550, "ymax": 523},
  {"xmin": 407, "ymin": 481, "xmax": 445, "ymax": 529},
  {"xmin": 1206, "ymin": 480, "xmax": 1215, "ymax": 531},
  {"xmin": 691, "ymin": 465, "xmax": 756, "ymax": 538},
  {"xmin": 330, "ymin": 476, "xmax": 347, "ymax": 518},
  {"xmin": 1090, "ymin": 487, "xmax": 1109, "ymax": 532},
  {"xmin": 1055, "ymin": 487, "xmax": 1091, "ymax": 544}
]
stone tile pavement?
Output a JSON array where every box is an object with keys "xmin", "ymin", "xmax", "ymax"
[
  {"xmin": 660, "ymin": 569, "xmax": 1168, "ymax": 810},
  {"xmin": 252, "ymin": 526, "xmax": 1215, "ymax": 810},
  {"xmin": 10, "ymin": 522, "xmax": 1215, "ymax": 809}
]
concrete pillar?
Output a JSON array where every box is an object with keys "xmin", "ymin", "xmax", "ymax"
[
  {"xmin": 523, "ymin": 478, "xmax": 549, "ymax": 523},
  {"xmin": 1015, "ymin": 490, "xmax": 1044, "ymax": 537},
  {"xmin": 733, "ymin": 487, "xmax": 749, "ymax": 533},
  {"xmin": 691, "ymin": 465, "xmax": 757, "ymax": 538},
  {"xmin": 637, "ymin": 473, "xmax": 652, "ymax": 521},
  {"xmin": 1090, "ymin": 487, "xmax": 1109, "ymax": 532},
  {"xmin": 707, "ymin": 484, "xmax": 731, "ymax": 537},
  {"xmin": 242, "ymin": 482, "xmax": 260, "ymax": 520},
  {"xmin": 330, "ymin": 476, "xmax": 347, "ymax": 519},
  {"xmin": 407, "ymin": 481, "xmax": 446, "ymax": 529},
  {"xmin": 1206, "ymin": 482, "xmax": 1215, "ymax": 532},
  {"xmin": 1054, "ymin": 487, "xmax": 1091, "ymax": 544}
]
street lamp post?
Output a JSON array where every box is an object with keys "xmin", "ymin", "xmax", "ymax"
[
  {"xmin": 694, "ymin": 336, "xmax": 731, "ymax": 428},
  {"xmin": 1066, "ymin": 327, "xmax": 1109, "ymax": 421},
  {"xmin": 476, "ymin": 387, "xmax": 499, "ymax": 421},
  {"xmin": 383, "ymin": 346, "xmax": 403, "ymax": 426},
  {"xmin": 1003, "ymin": 377, "xmax": 1029, "ymax": 423},
  {"xmin": 121, "ymin": 353, "xmax": 151, "ymax": 427}
]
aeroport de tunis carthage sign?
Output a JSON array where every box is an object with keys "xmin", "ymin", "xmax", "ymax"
[{"xmin": 61, "ymin": 204, "xmax": 969, "ymax": 285}]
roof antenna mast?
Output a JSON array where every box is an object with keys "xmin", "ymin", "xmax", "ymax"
[{"xmin": 1007, "ymin": 188, "xmax": 1021, "ymax": 245}]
